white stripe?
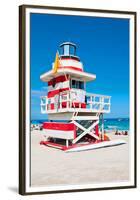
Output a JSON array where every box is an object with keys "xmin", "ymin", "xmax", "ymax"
[
  {"xmin": 52, "ymin": 59, "xmax": 83, "ymax": 70},
  {"xmin": 48, "ymin": 80, "xmax": 70, "ymax": 92},
  {"xmin": 43, "ymin": 129, "xmax": 75, "ymax": 140}
]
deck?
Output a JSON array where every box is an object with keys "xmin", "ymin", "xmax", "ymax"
[{"xmin": 41, "ymin": 91, "xmax": 111, "ymax": 114}]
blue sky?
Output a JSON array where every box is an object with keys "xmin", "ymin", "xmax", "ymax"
[{"xmin": 30, "ymin": 13, "xmax": 129, "ymax": 120}]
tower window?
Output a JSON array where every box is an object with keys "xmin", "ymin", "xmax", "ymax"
[
  {"xmin": 72, "ymin": 80, "xmax": 76, "ymax": 88},
  {"xmin": 71, "ymin": 80, "xmax": 84, "ymax": 89},
  {"xmin": 64, "ymin": 45, "xmax": 70, "ymax": 56},
  {"xmin": 79, "ymin": 81, "xmax": 84, "ymax": 89}
]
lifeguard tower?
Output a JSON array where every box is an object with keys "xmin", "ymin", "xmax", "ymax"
[{"xmin": 40, "ymin": 42, "xmax": 112, "ymax": 151}]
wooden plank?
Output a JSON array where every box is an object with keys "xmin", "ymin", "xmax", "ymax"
[
  {"xmin": 72, "ymin": 121, "xmax": 86, "ymax": 131},
  {"xmin": 88, "ymin": 132, "xmax": 100, "ymax": 140},
  {"xmin": 72, "ymin": 116, "xmax": 99, "ymax": 120}
]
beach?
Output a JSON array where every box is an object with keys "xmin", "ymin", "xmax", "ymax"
[{"xmin": 31, "ymin": 130, "xmax": 129, "ymax": 187}]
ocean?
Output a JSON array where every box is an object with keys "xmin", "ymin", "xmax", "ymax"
[
  {"xmin": 31, "ymin": 118, "xmax": 129, "ymax": 131},
  {"xmin": 101, "ymin": 118, "xmax": 129, "ymax": 131}
]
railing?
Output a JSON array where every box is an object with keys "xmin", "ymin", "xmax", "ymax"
[{"xmin": 41, "ymin": 90, "xmax": 111, "ymax": 114}]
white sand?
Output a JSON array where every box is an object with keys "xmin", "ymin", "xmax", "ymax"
[{"xmin": 31, "ymin": 130, "xmax": 129, "ymax": 187}]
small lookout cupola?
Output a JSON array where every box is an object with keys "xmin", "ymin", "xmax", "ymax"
[{"xmin": 59, "ymin": 42, "xmax": 80, "ymax": 61}]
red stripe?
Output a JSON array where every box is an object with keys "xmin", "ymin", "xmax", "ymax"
[
  {"xmin": 48, "ymin": 87, "xmax": 69, "ymax": 98},
  {"xmin": 72, "ymin": 102, "xmax": 86, "ymax": 108},
  {"xmin": 95, "ymin": 125, "xmax": 99, "ymax": 136},
  {"xmin": 40, "ymin": 140, "xmax": 105, "ymax": 151},
  {"xmin": 61, "ymin": 102, "xmax": 86, "ymax": 108},
  {"xmin": 48, "ymin": 75, "xmax": 69, "ymax": 86},
  {"xmin": 74, "ymin": 124, "xmax": 77, "ymax": 139},
  {"xmin": 43, "ymin": 122, "xmax": 75, "ymax": 131},
  {"xmin": 59, "ymin": 66, "xmax": 83, "ymax": 71},
  {"xmin": 47, "ymin": 104, "xmax": 54, "ymax": 110},
  {"xmin": 40, "ymin": 141, "xmax": 67, "ymax": 150},
  {"xmin": 47, "ymin": 102, "xmax": 86, "ymax": 110},
  {"xmin": 50, "ymin": 104, "xmax": 54, "ymax": 110}
]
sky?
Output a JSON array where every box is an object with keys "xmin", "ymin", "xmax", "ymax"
[{"xmin": 30, "ymin": 13, "xmax": 129, "ymax": 120}]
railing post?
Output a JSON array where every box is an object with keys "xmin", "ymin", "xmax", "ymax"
[
  {"xmin": 59, "ymin": 95, "xmax": 62, "ymax": 110},
  {"xmin": 100, "ymin": 96, "xmax": 104, "ymax": 111},
  {"xmin": 90, "ymin": 95, "xmax": 92, "ymax": 109},
  {"xmin": 69, "ymin": 90, "xmax": 71, "ymax": 108},
  {"xmin": 66, "ymin": 91, "xmax": 69, "ymax": 109},
  {"xmin": 45, "ymin": 97, "xmax": 48, "ymax": 111},
  {"xmin": 102, "ymin": 97, "xmax": 104, "ymax": 111},
  {"xmin": 101, "ymin": 113, "xmax": 104, "ymax": 140},
  {"xmin": 92, "ymin": 95, "xmax": 95, "ymax": 110}
]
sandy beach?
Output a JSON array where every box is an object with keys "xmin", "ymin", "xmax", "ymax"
[{"xmin": 31, "ymin": 130, "xmax": 129, "ymax": 187}]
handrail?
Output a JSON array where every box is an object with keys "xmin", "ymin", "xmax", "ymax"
[
  {"xmin": 86, "ymin": 92, "xmax": 111, "ymax": 98},
  {"xmin": 40, "ymin": 90, "xmax": 111, "ymax": 113}
]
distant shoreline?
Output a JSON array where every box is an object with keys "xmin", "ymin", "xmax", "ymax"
[
  {"xmin": 31, "ymin": 118, "xmax": 129, "ymax": 131},
  {"xmin": 31, "ymin": 117, "xmax": 130, "ymax": 121}
]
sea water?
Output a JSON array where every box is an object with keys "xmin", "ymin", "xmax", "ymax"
[{"xmin": 102, "ymin": 118, "xmax": 129, "ymax": 131}]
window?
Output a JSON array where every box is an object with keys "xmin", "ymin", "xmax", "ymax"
[
  {"xmin": 72, "ymin": 80, "xmax": 76, "ymax": 88},
  {"xmin": 69, "ymin": 45, "xmax": 75, "ymax": 55},
  {"xmin": 71, "ymin": 80, "xmax": 84, "ymax": 89},
  {"xmin": 75, "ymin": 81, "xmax": 79, "ymax": 89},
  {"xmin": 79, "ymin": 81, "xmax": 84, "ymax": 89},
  {"xmin": 64, "ymin": 45, "xmax": 69, "ymax": 56}
]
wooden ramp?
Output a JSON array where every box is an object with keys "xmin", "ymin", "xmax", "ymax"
[{"xmin": 65, "ymin": 139, "xmax": 127, "ymax": 153}]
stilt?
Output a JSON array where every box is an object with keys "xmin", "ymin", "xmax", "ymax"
[
  {"xmin": 66, "ymin": 139, "xmax": 69, "ymax": 147},
  {"xmin": 101, "ymin": 113, "xmax": 104, "ymax": 141}
]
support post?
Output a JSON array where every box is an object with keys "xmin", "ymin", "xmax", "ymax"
[
  {"xmin": 66, "ymin": 91, "xmax": 69, "ymax": 109},
  {"xmin": 95, "ymin": 124, "xmax": 99, "ymax": 137},
  {"xmin": 66, "ymin": 139, "xmax": 69, "ymax": 147},
  {"xmin": 101, "ymin": 113, "xmax": 104, "ymax": 141}
]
